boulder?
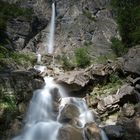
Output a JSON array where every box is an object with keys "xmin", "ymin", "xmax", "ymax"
[
  {"xmin": 96, "ymin": 84, "xmax": 136, "ymax": 114},
  {"xmin": 104, "ymin": 125, "xmax": 124, "ymax": 140},
  {"xmin": 84, "ymin": 122, "xmax": 101, "ymax": 140},
  {"xmin": 57, "ymin": 125, "xmax": 84, "ymax": 140},
  {"xmin": 58, "ymin": 104, "xmax": 80, "ymax": 125},
  {"xmin": 122, "ymin": 45, "xmax": 140, "ymax": 76},
  {"xmin": 55, "ymin": 63, "xmax": 116, "ymax": 91}
]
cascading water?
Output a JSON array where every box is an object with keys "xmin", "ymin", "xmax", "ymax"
[
  {"xmin": 12, "ymin": 2, "xmax": 108, "ymax": 140},
  {"xmin": 47, "ymin": 3, "xmax": 55, "ymax": 54},
  {"xmin": 12, "ymin": 76, "xmax": 108, "ymax": 140}
]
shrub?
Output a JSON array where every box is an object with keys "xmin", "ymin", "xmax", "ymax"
[
  {"xmin": 111, "ymin": 0, "xmax": 140, "ymax": 47},
  {"xmin": 60, "ymin": 53, "xmax": 75, "ymax": 70},
  {"xmin": 74, "ymin": 47, "xmax": 90, "ymax": 68},
  {"xmin": 111, "ymin": 37, "xmax": 127, "ymax": 56}
]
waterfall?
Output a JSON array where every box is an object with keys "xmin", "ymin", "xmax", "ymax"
[
  {"xmin": 12, "ymin": 2, "xmax": 108, "ymax": 140},
  {"xmin": 47, "ymin": 3, "xmax": 55, "ymax": 54},
  {"xmin": 12, "ymin": 76, "xmax": 108, "ymax": 140}
]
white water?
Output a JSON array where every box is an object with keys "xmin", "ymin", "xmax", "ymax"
[
  {"xmin": 37, "ymin": 54, "xmax": 42, "ymax": 63},
  {"xmin": 12, "ymin": 2, "xmax": 108, "ymax": 140},
  {"xmin": 12, "ymin": 76, "xmax": 108, "ymax": 140},
  {"xmin": 47, "ymin": 3, "xmax": 55, "ymax": 54}
]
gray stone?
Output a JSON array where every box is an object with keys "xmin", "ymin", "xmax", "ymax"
[
  {"xmin": 123, "ymin": 45, "xmax": 140, "ymax": 75},
  {"xmin": 57, "ymin": 125, "xmax": 84, "ymax": 140}
]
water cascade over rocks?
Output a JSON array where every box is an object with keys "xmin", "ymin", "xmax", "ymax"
[
  {"xmin": 12, "ymin": 76, "xmax": 108, "ymax": 140},
  {"xmin": 12, "ymin": 2, "xmax": 108, "ymax": 140}
]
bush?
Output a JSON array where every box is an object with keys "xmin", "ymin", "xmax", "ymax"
[
  {"xmin": 60, "ymin": 53, "xmax": 75, "ymax": 70},
  {"xmin": 111, "ymin": 0, "xmax": 140, "ymax": 47},
  {"xmin": 111, "ymin": 37, "xmax": 127, "ymax": 56},
  {"xmin": 74, "ymin": 47, "xmax": 90, "ymax": 68}
]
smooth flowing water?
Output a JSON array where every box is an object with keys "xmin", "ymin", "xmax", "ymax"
[
  {"xmin": 47, "ymin": 3, "xmax": 55, "ymax": 54},
  {"xmin": 12, "ymin": 76, "xmax": 108, "ymax": 140},
  {"xmin": 13, "ymin": 77, "xmax": 93, "ymax": 140},
  {"xmin": 12, "ymin": 2, "xmax": 108, "ymax": 140}
]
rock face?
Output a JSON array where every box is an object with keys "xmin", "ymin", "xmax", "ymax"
[
  {"xmin": 122, "ymin": 45, "xmax": 140, "ymax": 76},
  {"xmin": 2, "ymin": 0, "xmax": 119, "ymax": 58},
  {"xmin": 55, "ymin": 63, "xmax": 117, "ymax": 91},
  {"xmin": 54, "ymin": 0, "xmax": 119, "ymax": 58},
  {"xmin": 0, "ymin": 70, "xmax": 44, "ymax": 102},
  {"xmin": 0, "ymin": 70, "xmax": 44, "ymax": 140}
]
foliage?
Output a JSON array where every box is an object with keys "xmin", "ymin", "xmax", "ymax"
[
  {"xmin": 90, "ymin": 72, "xmax": 123, "ymax": 97},
  {"xmin": 0, "ymin": 94, "xmax": 16, "ymax": 112},
  {"xmin": 60, "ymin": 53, "xmax": 75, "ymax": 70},
  {"xmin": 74, "ymin": 47, "xmax": 90, "ymax": 68},
  {"xmin": 111, "ymin": 37, "xmax": 127, "ymax": 56},
  {"xmin": 111, "ymin": 0, "xmax": 140, "ymax": 47},
  {"xmin": 0, "ymin": 45, "xmax": 35, "ymax": 69}
]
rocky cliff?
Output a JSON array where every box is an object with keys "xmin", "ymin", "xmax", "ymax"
[{"xmin": 2, "ymin": 0, "xmax": 119, "ymax": 58}]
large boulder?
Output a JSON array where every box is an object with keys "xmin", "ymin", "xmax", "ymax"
[
  {"xmin": 103, "ymin": 125, "xmax": 124, "ymax": 140},
  {"xmin": 58, "ymin": 104, "xmax": 80, "ymax": 125},
  {"xmin": 122, "ymin": 45, "xmax": 140, "ymax": 76},
  {"xmin": 55, "ymin": 63, "xmax": 117, "ymax": 91},
  {"xmin": 57, "ymin": 125, "xmax": 84, "ymax": 140},
  {"xmin": 84, "ymin": 122, "xmax": 101, "ymax": 140}
]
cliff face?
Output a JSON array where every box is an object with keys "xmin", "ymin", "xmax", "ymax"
[{"xmin": 2, "ymin": 0, "xmax": 119, "ymax": 58}]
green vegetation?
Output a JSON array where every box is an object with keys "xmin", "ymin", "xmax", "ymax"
[
  {"xmin": 74, "ymin": 47, "xmax": 90, "ymax": 68},
  {"xmin": 60, "ymin": 53, "xmax": 75, "ymax": 70},
  {"xmin": 90, "ymin": 72, "xmax": 124, "ymax": 97},
  {"xmin": 0, "ymin": 46, "xmax": 35, "ymax": 69},
  {"xmin": 111, "ymin": 37, "xmax": 127, "ymax": 56},
  {"xmin": 111, "ymin": 0, "xmax": 140, "ymax": 47},
  {"xmin": 60, "ymin": 47, "xmax": 90, "ymax": 70},
  {"xmin": 0, "ymin": 0, "xmax": 33, "ymax": 45},
  {"xmin": 0, "ymin": 94, "xmax": 16, "ymax": 112}
]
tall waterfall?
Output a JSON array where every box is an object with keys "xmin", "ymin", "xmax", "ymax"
[
  {"xmin": 47, "ymin": 3, "xmax": 55, "ymax": 54},
  {"xmin": 12, "ymin": 2, "xmax": 108, "ymax": 140}
]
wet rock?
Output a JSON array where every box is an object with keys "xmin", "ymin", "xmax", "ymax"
[
  {"xmin": 57, "ymin": 125, "xmax": 84, "ymax": 140},
  {"xmin": 104, "ymin": 125, "xmax": 124, "ymax": 139},
  {"xmin": 122, "ymin": 45, "xmax": 140, "ymax": 76},
  {"xmin": 58, "ymin": 104, "xmax": 80, "ymax": 125},
  {"xmin": 84, "ymin": 122, "xmax": 101, "ymax": 140}
]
